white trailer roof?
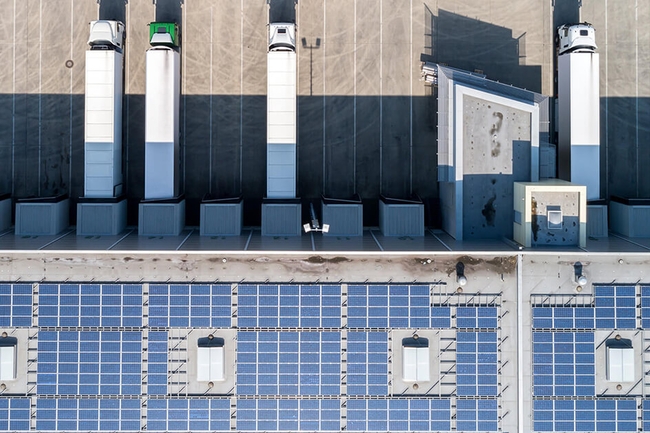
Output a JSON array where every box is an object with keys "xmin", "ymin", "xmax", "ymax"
[{"xmin": 267, "ymin": 51, "xmax": 296, "ymax": 145}]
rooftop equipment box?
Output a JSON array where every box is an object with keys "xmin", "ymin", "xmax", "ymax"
[{"xmin": 379, "ymin": 195, "xmax": 424, "ymax": 237}]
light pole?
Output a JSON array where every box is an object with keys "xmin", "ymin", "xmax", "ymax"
[{"xmin": 301, "ymin": 37, "xmax": 321, "ymax": 96}]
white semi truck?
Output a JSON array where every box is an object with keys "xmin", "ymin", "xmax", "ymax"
[
  {"xmin": 144, "ymin": 23, "xmax": 181, "ymax": 200},
  {"xmin": 266, "ymin": 22, "xmax": 297, "ymax": 199},
  {"xmin": 557, "ymin": 23, "xmax": 600, "ymax": 200},
  {"xmin": 84, "ymin": 20, "xmax": 125, "ymax": 198},
  {"xmin": 557, "ymin": 23, "xmax": 597, "ymax": 55}
]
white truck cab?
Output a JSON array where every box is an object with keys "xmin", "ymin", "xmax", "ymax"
[
  {"xmin": 269, "ymin": 22, "xmax": 296, "ymax": 52},
  {"xmin": 557, "ymin": 23, "xmax": 596, "ymax": 55},
  {"xmin": 88, "ymin": 20, "xmax": 125, "ymax": 50}
]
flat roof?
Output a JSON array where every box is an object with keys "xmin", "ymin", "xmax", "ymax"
[{"xmin": 1, "ymin": 227, "xmax": 650, "ymax": 253}]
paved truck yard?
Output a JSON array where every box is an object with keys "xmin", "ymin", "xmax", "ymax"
[{"xmin": 1, "ymin": 0, "xmax": 647, "ymax": 226}]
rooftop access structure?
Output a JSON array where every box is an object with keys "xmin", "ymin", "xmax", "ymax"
[{"xmin": 421, "ymin": 63, "xmax": 550, "ymax": 242}]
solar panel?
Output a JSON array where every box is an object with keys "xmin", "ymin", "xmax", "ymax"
[
  {"xmin": 147, "ymin": 331, "xmax": 168, "ymax": 395},
  {"xmin": 236, "ymin": 399, "xmax": 339, "ymax": 431},
  {"xmin": 237, "ymin": 331, "xmax": 340, "ymax": 396},
  {"xmin": 347, "ymin": 399, "xmax": 387, "ymax": 431},
  {"xmin": 300, "ymin": 399, "xmax": 340, "ymax": 431},
  {"xmin": 430, "ymin": 399, "xmax": 452, "ymax": 431},
  {"xmin": 457, "ymin": 307, "xmax": 498, "ymax": 329},
  {"xmin": 456, "ymin": 399, "xmax": 498, "ymax": 431},
  {"xmin": 389, "ymin": 399, "xmax": 451, "ymax": 431},
  {"xmin": 36, "ymin": 398, "xmax": 140, "ymax": 431},
  {"xmin": 37, "ymin": 331, "xmax": 141, "ymax": 396},
  {"xmin": 347, "ymin": 332, "xmax": 388, "ymax": 396},
  {"xmin": 0, "ymin": 284, "xmax": 32, "ymax": 327},
  {"xmin": 238, "ymin": 285, "xmax": 341, "ymax": 328},
  {"xmin": 348, "ymin": 285, "xmax": 391, "ymax": 328},
  {"xmin": 596, "ymin": 399, "xmax": 636, "ymax": 431},
  {"xmin": 457, "ymin": 332, "xmax": 498, "ymax": 396},
  {"xmin": 533, "ymin": 306, "xmax": 595, "ymax": 329},
  {"xmin": 146, "ymin": 399, "xmax": 230, "ymax": 431},
  {"xmin": 534, "ymin": 399, "xmax": 636, "ymax": 432},
  {"xmin": 347, "ymin": 399, "xmax": 454, "ymax": 432},
  {"xmin": 38, "ymin": 284, "xmax": 142, "ymax": 327},
  {"xmin": 0, "ymin": 398, "xmax": 30, "ymax": 430},
  {"xmin": 348, "ymin": 284, "xmax": 450, "ymax": 328},
  {"xmin": 594, "ymin": 285, "xmax": 636, "ymax": 329},
  {"xmin": 149, "ymin": 284, "xmax": 230, "ymax": 328},
  {"xmin": 532, "ymin": 332, "xmax": 594, "ymax": 397},
  {"xmin": 147, "ymin": 398, "xmax": 230, "ymax": 431}
]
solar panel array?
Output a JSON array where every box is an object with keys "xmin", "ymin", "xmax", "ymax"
[
  {"xmin": 0, "ymin": 284, "xmax": 32, "ymax": 327},
  {"xmin": 347, "ymin": 331, "xmax": 389, "ymax": 396},
  {"xmin": 37, "ymin": 331, "xmax": 142, "ymax": 396},
  {"xmin": 35, "ymin": 399, "xmax": 140, "ymax": 431},
  {"xmin": 237, "ymin": 399, "xmax": 339, "ymax": 431},
  {"xmin": 594, "ymin": 285, "xmax": 636, "ymax": 329},
  {"xmin": 456, "ymin": 399, "xmax": 498, "ymax": 432},
  {"xmin": 532, "ymin": 306, "xmax": 595, "ymax": 329},
  {"xmin": 8, "ymin": 282, "xmax": 650, "ymax": 431},
  {"xmin": 347, "ymin": 399, "xmax": 453, "ymax": 431},
  {"xmin": 0, "ymin": 399, "xmax": 30, "ymax": 431},
  {"xmin": 0, "ymin": 283, "xmax": 508, "ymax": 431},
  {"xmin": 532, "ymin": 332, "xmax": 595, "ymax": 397},
  {"xmin": 239, "ymin": 284, "xmax": 340, "ymax": 328},
  {"xmin": 147, "ymin": 331, "xmax": 169, "ymax": 396},
  {"xmin": 149, "ymin": 284, "xmax": 231, "ymax": 328},
  {"xmin": 457, "ymin": 331, "xmax": 498, "ymax": 396},
  {"xmin": 146, "ymin": 399, "xmax": 230, "ymax": 431},
  {"xmin": 532, "ymin": 285, "xmax": 650, "ymax": 432},
  {"xmin": 347, "ymin": 284, "xmax": 450, "ymax": 328},
  {"xmin": 533, "ymin": 399, "xmax": 637, "ymax": 432},
  {"xmin": 39, "ymin": 284, "xmax": 142, "ymax": 327},
  {"xmin": 237, "ymin": 331, "xmax": 341, "ymax": 396}
]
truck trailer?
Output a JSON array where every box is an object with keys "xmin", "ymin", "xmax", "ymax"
[
  {"xmin": 144, "ymin": 22, "xmax": 181, "ymax": 200},
  {"xmin": 84, "ymin": 20, "xmax": 125, "ymax": 198},
  {"xmin": 557, "ymin": 23, "xmax": 600, "ymax": 200},
  {"xmin": 266, "ymin": 22, "xmax": 297, "ymax": 199}
]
